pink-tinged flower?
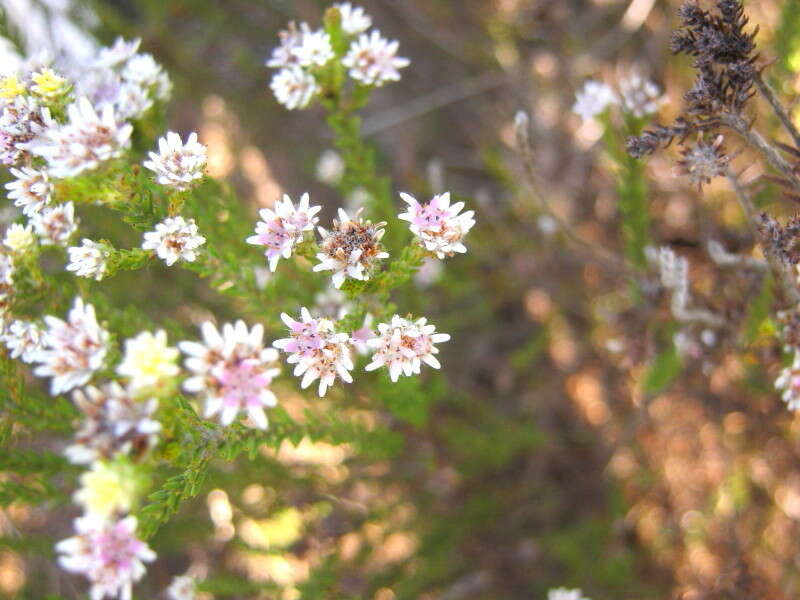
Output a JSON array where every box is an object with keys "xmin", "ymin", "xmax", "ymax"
[
  {"xmin": 365, "ymin": 315, "xmax": 450, "ymax": 382},
  {"xmin": 776, "ymin": 351, "xmax": 800, "ymax": 411},
  {"xmin": 5, "ymin": 166, "xmax": 52, "ymax": 216},
  {"xmin": 179, "ymin": 321, "xmax": 280, "ymax": 429},
  {"xmin": 67, "ymin": 239, "xmax": 110, "ymax": 281},
  {"xmin": 271, "ymin": 67, "xmax": 318, "ymax": 110},
  {"xmin": 398, "ymin": 192, "xmax": 475, "ymax": 259},
  {"xmin": 314, "ymin": 208, "xmax": 388, "ymax": 289},
  {"xmin": 350, "ymin": 314, "xmax": 375, "ymax": 355},
  {"xmin": 56, "ymin": 515, "xmax": 155, "ymax": 600},
  {"xmin": 246, "ymin": 193, "xmax": 321, "ymax": 271},
  {"xmin": 142, "ymin": 131, "xmax": 207, "ymax": 191},
  {"xmin": 142, "ymin": 216, "xmax": 205, "ymax": 266},
  {"xmin": 2, "ymin": 319, "xmax": 43, "ymax": 362},
  {"xmin": 67, "ymin": 382, "xmax": 161, "ymax": 465},
  {"xmin": 335, "ymin": 3, "xmax": 372, "ymax": 35},
  {"xmin": 342, "ymin": 30, "xmax": 409, "ymax": 87},
  {"xmin": 29, "ymin": 97, "xmax": 132, "ymax": 179},
  {"xmin": 273, "ymin": 308, "xmax": 353, "ymax": 397},
  {"xmin": 31, "ymin": 202, "xmax": 79, "ymax": 246},
  {"xmin": 266, "ymin": 22, "xmax": 311, "ymax": 69},
  {"xmin": 0, "ymin": 96, "xmax": 53, "ymax": 165},
  {"xmin": 32, "ymin": 297, "xmax": 110, "ymax": 395}
]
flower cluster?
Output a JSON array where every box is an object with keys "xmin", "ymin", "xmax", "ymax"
[
  {"xmin": 398, "ymin": 192, "xmax": 475, "ymax": 259},
  {"xmin": 572, "ymin": 71, "xmax": 664, "ymax": 123},
  {"xmin": 246, "ymin": 192, "xmax": 320, "ymax": 271},
  {"xmin": 142, "ymin": 216, "xmax": 206, "ymax": 266},
  {"xmin": 266, "ymin": 3, "xmax": 408, "ymax": 110},
  {"xmin": 143, "ymin": 131, "xmax": 207, "ymax": 191}
]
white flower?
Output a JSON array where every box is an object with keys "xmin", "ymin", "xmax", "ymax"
[
  {"xmin": 547, "ymin": 588, "xmax": 591, "ymax": 600},
  {"xmin": 273, "ymin": 308, "xmax": 353, "ymax": 397},
  {"xmin": 343, "ymin": 30, "xmax": 409, "ymax": 86},
  {"xmin": 117, "ymin": 330, "xmax": 180, "ymax": 389},
  {"xmin": 572, "ymin": 80, "xmax": 617, "ymax": 122},
  {"xmin": 142, "ymin": 132, "xmax": 207, "ymax": 191},
  {"xmin": 5, "ymin": 166, "xmax": 52, "ymax": 216},
  {"xmin": 292, "ymin": 29, "xmax": 334, "ymax": 68},
  {"xmin": 167, "ymin": 575, "xmax": 198, "ymax": 600},
  {"xmin": 29, "ymin": 97, "xmax": 132, "ymax": 178},
  {"xmin": 74, "ymin": 460, "xmax": 141, "ymax": 520},
  {"xmin": 2, "ymin": 319, "xmax": 43, "ymax": 362},
  {"xmin": 365, "ymin": 315, "xmax": 450, "ymax": 382},
  {"xmin": 0, "ymin": 96, "xmax": 53, "ymax": 165},
  {"xmin": 619, "ymin": 72, "xmax": 664, "ymax": 118},
  {"xmin": 266, "ymin": 22, "xmax": 310, "ymax": 69},
  {"xmin": 94, "ymin": 37, "xmax": 142, "ymax": 68},
  {"xmin": 335, "ymin": 3, "xmax": 372, "ymax": 35},
  {"xmin": 180, "ymin": 321, "xmax": 280, "ymax": 429},
  {"xmin": 67, "ymin": 382, "xmax": 161, "ymax": 465},
  {"xmin": 0, "ymin": 253, "xmax": 13, "ymax": 300},
  {"xmin": 113, "ymin": 82, "xmax": 154, "ymax": 120},
  {"xmin": 776, "ymin": 351, "xmax": 800, "ymax": 411},
  {"xmin": 316, "ymin": 149, "xmax": 345, "ymax": 185},
  {"xmin": 398, "ymin": 192, "xmax": 475, "ymax": 259},
  {"xmin": 32, "ymin": 297, "xmax": 109, "ymax": 395},
  {"xmin": 121, "ymin": 53, "xmax": 164, "ymax": 88},
  {"xmin": 3, "ymin": 223, "xmax": 35, "ymax": 252},
  {"xmin": 56, "ymin": 515, "xmax": 155, "ymax": 600},
  {"xmin": 270, "ymin": 67, "xmax": 318, "ymax": 110},
  {"xmin": 142, "ymin": 216, "xmax": 205, "ymax": 266},
  {"xmin": 314, "ymin": 208, "xmax": 388, "ymax": 289},
  {"xmin": 246, "ymin": 192, "xmax": 321, "ymax": 272},
  {"xmin": 67, "ymin": 239, "xmax": 109, "ymax": 281},
  {"xmin": 31, "ymin": 202, "xmax": 78, "ymax": 246}
]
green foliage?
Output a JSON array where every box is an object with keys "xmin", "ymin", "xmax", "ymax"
[{"xmin": 641, "ymin": 332, "xmax": 682, "ymax": 397}]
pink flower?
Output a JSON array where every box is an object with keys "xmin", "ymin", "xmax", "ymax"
[
  {"xmin": 246, "ymin": 193, "xmax": 320, "ymax": 271},
  {"xmin": 365, "ymin": 315, "xmax": 450, "ymax": 382},
  {"xmin": 398, "ymin": 192, "xmax": 475, "ymax": 259}
]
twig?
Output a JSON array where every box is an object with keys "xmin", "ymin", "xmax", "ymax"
[{"xmin": 754, "ymin": 73, "xmax": 800, "ymax": 149}]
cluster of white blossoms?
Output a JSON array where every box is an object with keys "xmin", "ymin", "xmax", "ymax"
[
  {"xmin": 572, "ymin": 70, "xmax": 664, "ymax": 122},
  {"xmin": 143, "ymin": 131, "xmax": 207, "ymax": 191},
  {"xmin": 142, "ymin": 215, "xmax": 206, "ymax": 266},
  {"xmin": 67, "ymin": 239, "xmax": 110, "ymax": 281},
  {"xmin": 266, "ymin": 3, "xmax": 408, "ymax": 110}
]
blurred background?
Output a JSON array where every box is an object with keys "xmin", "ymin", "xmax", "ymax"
[{"xmin": 4, "ymin": 0, "xmax": 800, "ymax": 598}]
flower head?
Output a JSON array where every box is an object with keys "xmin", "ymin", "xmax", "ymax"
[
  {"xmin": 56, "ymin": 515, "xmax": 155, "ymax": 600},
  {"xmin": 31, "ymin": 202, "xmax": 78, "ymax": 246},
  {"xmin": 270, "ymin": 67, "xmax": 318, "ymax": 110},
  {"xmin": 30, "ymin": 68, "xmax": 69, "ymax": 98},
  {"xmin": 74, "ymin": 460, "xmax": 143, "ymax": 520},
  {"xmin": 5, "ymin": 166, "xmax": 52, "ymax": 216},
  {"xmin": 619, "ymin": 72, "xmax": 664, "ymax": 117},
  {"xmin": 29, "ymin": 97, "xmax": 132, "ymax": 178},
  {"xmin": 2, "ymin": 319, "xmax": 43, "ymax": 362},
  {"xmin": 117, "ymin": 330, "xmax": 180, "ymax": 390},
  {"xmin": 0, "ymin": 96, "xmax": 53, "ymax": 165},
  {"xmin": 67, "ymin": 382, "xmax": 161, "ymax": 465},
  {"xmin": 142, "ymin": 216, "xmax": 205, "ymax": 266},
  {"xmin": 776, "ymin": 351, "xmax": 800, "ymax": 411},
  {"xmin": 67, "ymin": 239, "xmax": 110, "ymax": 281},
  {"xmin": 292, "ymin": 29, "xmax": 334, "ymax": 68},
  {"xmin": 32, "ymin": 297, "xmax": 110, "ymax": 394},
  {"xmin": 365, "ymin": 315, "xmax": 450, "ymax": 382},
  {"xmin": 266, "ymin": 22, "xmax": 311, "ymax": 69},
  {"xmin": 167, "ymin": 574, "xmax": 198, "ymax": 600},
  {"xmin": 547, "ymin": 589, "xmax": 591, "ymax": 600},
  {"xmin": 0, "ymin": 75, "xmax": 26, "ymax": 99},
  {"xmin": 180, "ymin": 321, "xmax": 280, "ymax": 429},
  {"xmin": 314, "ymin": 208, "xmax": 388, "ymax": 288},
  {"xmin": 246, "ymin": 192, "xmax": 321, "ymax": 271},
  {"xmin": 335, "ymin": 3, "xmax": 372, "ymax": 35},
  {"xmin": 142, "ymin": 131, "xmax": 207, "ymax": 191},
  {"xmin": 3, "ymin": 223, "xmax": 35, "ymax": 253},
  {"xmin": 572, "ymin": 80, "xmax": 617, "ymax": 122},
  {"xmin": 0, "ymin": 253, "xmax": 13, "ymax": 300},
  {"xmin": 676, "ymin": 135, "xmax": 729, "ymax": 187},
  {"xmin": 343, "ymin": 30, "xmax": 409, "ymax": 86},
  {"xmin": 94, "ymin": 37, "xmax": 142, "ymax": 68},
  {"xmin": 398, "ymin": 192, "xmax": 475, "ymax": 259}
]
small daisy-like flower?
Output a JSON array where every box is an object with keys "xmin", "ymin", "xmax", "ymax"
[
  {"xmin": 180, "ymin": 321, "xmax": 280, "ymax": 429},
  {"xmin": 167, "ymin": 574, "xmax": 198, "ymax": 600},
  {"xmin": 32, "ymin": 297, "xmax": 110, "ymax": 395},
  {"xmin": 270, "ymin": 67, "xmax": 318, "ymax": 110},
  {"xmin": 314, "ymin": 208, "xmax": 388, "ymax": 289},
  {"xmin": 776, "ymin": 351, "xmax": 800, "ymax": 411},
  {"xmin": 29, "ymin": 97, "xmax": 132, "ymax": 178},
  {"xmin": 398, "ymin": 192, "xmax": 475, "ymax": 259},
  {"xmin": 0, "ymin": 96, "xmax": 53, "ymax": 165},
  {"xmin": 113, "ymin": 82, "xmax": 154, "ymax": 121},
  {"xmin": 2, "ymin": 319, "xmax": 43, "ymax": 362},
  {"xmin": 30, "ymin": 68, "xmax": 69, "ymax": 98},
  {"xmin": 142, "ymin": 216, "xmax": 205, "ymax": 266},
  {"xmin": 292, "ymin": 29, "xmax": 334, "ymax": 68},
  {"xmin": 3, "ymin": 223, "xmax": 35, "ymax": 252},
  {"xmin": 365, "ymin": 315, "xmax": 450, "ymax": 382},
  {"xmin": 572, "ymin": 80, "xmax": 618, "ymax": 122},
  {"xmin": 94, "ymin": 37, "xmax": 142, "ymax": 68},
  {"xmin": 619, "ymin": 72, "xmax": 664, "ymax": 118},
  {"xmin": 316, "ymin": 149, "xmax": 345, "ymax": 185},
  {"xmin": 547, "ymin": 588, "xmax": 591, "ymax": 600},
  {"xmin": 266, "ymin": 22, "xmax": 311, "ymax": 69},
  {"xmin": 273, "ymin": 308, "xmax": 354, "ymax": 397},
  {"xmin": 5, "ymin": 166, "xmax": 52, "ymax": 216},
  {"xmin": 246, "ymin": 192, "xmax": 321, "ymax": 271},
  {"xmin": 117, "ymin": 330, "xmax": 180, "ymax": 390},
  {"xmin": 74, "ymin": 460, "xmax": 143, "ymax": 520},
  {"xmin": 335, "ymin": 3, "xmax": 372, "ymax": 35},
  {"xmin": 343, "ymin": 30, "xmax": 409, "ymax": 87},
  {"xmin": 121, "ymin": 53, "xmax": 165, "ymax": 89},
  {"xmin": 56, "ymin": 515, "xmax": 155, "ymax": 600},
  {"xmin": 67, "ymin": 382, "xmax": 161, "ymax": 465},
  {"xmin": 67, "ymin": 239, "xmax": 110, "ymax": 281},
  {"xmin": 142, "ymin": 132, "xmax": 207, "ymax": 191},
  {"xmin": 31, "ymin": 202, "xmax": 78, "ymax": 246},
  {"xmin": 0, "ymin": 75, "xmax": 26, "ymax": 99}
]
